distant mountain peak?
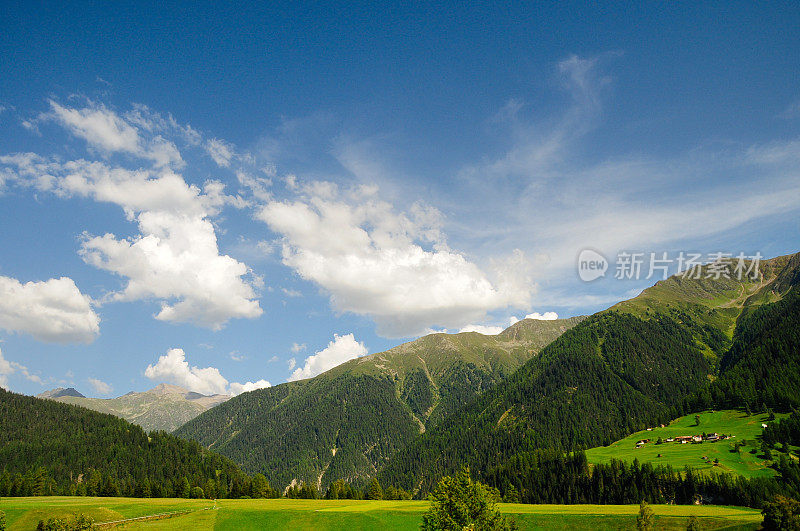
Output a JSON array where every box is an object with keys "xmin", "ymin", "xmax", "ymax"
[
  {"xmin": 148, "ymin": 383, "xmax": 190, "ymax": 395},
  {"xmin": 37, "ymin": 387, "xmax": 85, "ymax": 399}
]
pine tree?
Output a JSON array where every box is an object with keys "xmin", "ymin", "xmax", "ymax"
[
  {"xmin": 637, "ymin": 500, "xmax": 654, "ymax": 531},
  {"xmin": 180, "ymin": 477, "xmax": 191, "ymax": 499},
  {"xmin": 366, "ymin": 478, "xmax": 383, "ymax": 500}
]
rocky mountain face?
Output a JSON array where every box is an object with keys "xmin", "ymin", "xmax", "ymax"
[{"xmin": 37, "ymin": 384, "xmax": 230, "ymax": 432}]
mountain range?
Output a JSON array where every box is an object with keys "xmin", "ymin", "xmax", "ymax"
[
  {"xmin": 8, "ymin": 251, "xmax": 799, "ymax": 503},
  {"xmin": 37, "ymin": 383, "xmax": 230, "ymax": 432},
  {"xmin": 175, "ymin": 316, "xmax": 584, "ymax": 489},
  {"xmin": 177, "ymin": 252, "xmax": 800, "ymax": 495}
]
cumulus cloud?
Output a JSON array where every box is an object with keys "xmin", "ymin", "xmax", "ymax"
[
  {"xmin": 1, "ymin": 156, "xmax": 261, "ymax": 330},
  {"xmin": 458, "ymin": 324, "xmax": 504, "ymax": 335},
  {"xmin": 144, "ymin": 348, "xmax": 270, "ymax": 396},
  {"xmin": 88, "ymin": 377, "xmax": 113, "ymax": 395},
  {"xmin": 508, "ymin": 311, "xmax": 559, "ymax": 326},
  {"xmin": 47, "ymin": 100, "xmax": 183, "ymax": 168},
  {"xmin": 0, "ymin": 276, "xmax": 99, "ymax": 343},
  {"xmin": 0, "ymin": 349, "xmax": 43, "ymax": 388},
  {"xmin": 290, "ymin": 342, "xmax": 306, "ymax": 353},
  {"xmin": 287, "ymin": 357, "xmax": 296, "ymax": 370},
  {"xmin": 81, "ymin": 211, "xmax": 262, "ymax": 328},
  {"xmin": 289, "ymin": 333, "xmax": 367, "ymax": 381},
  {"xmin": 526, "ymin": 311, "xmax": 559, "ymax": 320},
  {"xmin": 259, "ymin": 183, "xmax": 533, "ymax": 337},
  {"xmin": 228, "ymin": 379, "xmax": 271, "ymax": 396}
]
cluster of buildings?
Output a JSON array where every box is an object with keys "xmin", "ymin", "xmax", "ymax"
[{"xmin": 635, "ymin": 432, "xmax": 727, "ymax": 449}]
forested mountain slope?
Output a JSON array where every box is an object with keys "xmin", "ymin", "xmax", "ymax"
[
  {"xmin": 39, "ymin": 383, "xmax": 230, "ymax": 432},
  {"xmin": 377, "ymin": 312, "xmax": 711, "ymax": 494},
  {"xmin": 378, "ymin": 253, "xmax": 800, "ymax": 495},
  {"xmin": 696, "ymin": 283, "xmax": 800, "ymax": 410},
  {"xmin": 0, "ymin": 389, "xmax": 246, "ymax": 497},
  {"xmin": 175, "ymin": 316, "xmax": 584, "ymax": 490}
]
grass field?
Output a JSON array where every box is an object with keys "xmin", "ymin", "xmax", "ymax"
[
  {"xmin": 0, "ymin": 497, "xmax": 764, "ymax": 530},
  {"xmin": 586, "ymin": 410, "xmax": 788, "ymax": 477}
]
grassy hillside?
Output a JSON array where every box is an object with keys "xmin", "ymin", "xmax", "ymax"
[
  {"xmin": 586, "ymin": 410, "xmax": 787, "ymax": 478},
  {"xmin": 175, "ymin": 317, "xmax": 584, "ymax": 490},
  {"xmin": 608, "ymin": 253, "xmax": 800, "ymax": 361},
  {"xmin": 0, "ymin": 497, "xmax": 764, "ymax": 530},
  {"xmin": 40, "ymin": 384, "xmax": 229, "ymax": 432}
]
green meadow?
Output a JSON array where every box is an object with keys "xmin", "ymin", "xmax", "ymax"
[
  {"xmin": 586, "ymin": 410, "xmax": 787, "ymax": 477},
  {"xmin": 0, "ymin": 497, "xmax": 763, "ymax": 530}
]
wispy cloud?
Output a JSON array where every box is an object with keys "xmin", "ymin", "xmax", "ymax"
[
  {"xmin": 0, "ymin": 348, "xmax": 43, "ymax": 389},
  {"xmin": 88, "ymin": 377, "xmax": 113, "ymax": 395}
]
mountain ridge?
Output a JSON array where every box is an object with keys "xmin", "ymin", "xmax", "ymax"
[
  {"xmin": 39, "ymin": 384, "xmax": 230, "ymax": 433},
  {"xmin": 175, "ymin": 316, "xmax": 585, "ymax": 490},
  {"xmin": 377, "ymin": 252, "xmax": 800, "ymax": 495}
]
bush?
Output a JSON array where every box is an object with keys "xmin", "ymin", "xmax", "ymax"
[
  {"xmin": 36, "ymin": 514, "xmax": 94, "ymax": 530},
  {"xmin": 421, "ymin": 467, "xmax": 514, "ymax": 530},
  {"xmin": 762, "ymin": 495, "xmax": 800, "ymax": 530}
]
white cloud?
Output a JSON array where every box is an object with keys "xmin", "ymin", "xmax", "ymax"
[
  {"xmin": 458, "ymin": 324, "xmax": 504, "ymax": 335},
  {"xmin": 1, "ymin": 156, "xmax": 262, "ymax": 329},
  {"xmin": 287, "ymin": 357, "xmax": 296, "ymax": 370},
  {"xmin": 508, "ymin": 311, "xmax": 560, "ymax": 326},
  {"xmin": 259, "ymin": 183, "xmax": 533, "ymax": 337},
  {"xmin": 80, "ymin": 211, "xmax": 262, "ymax": 328},
  {"xmin": 205, "ymin": 138, "xmax": 235, "ymax": 167},
  {"xmin": 0, "ymin": 276, "xmax": 99, "ymax": 343},
  {"xmin": 289, "ymin": 333, "xmax": 368, "ymax": 381},
  {"xmin": 290, "ymin": 342, "xmax": 306, "ymax": 353},
  {"xmin": 526, "ymin": 311, "xmax": 559, "ymax": 320},
  {"xmin": 145, "ymin": 348, "xmax": 229, "ymax": 395},
  {"xmin": 229, "ymin": 351, "xmax": 245, "ymax": 362},
  {"xmin": 144, "ymin": 348, "xmax": 270, "ymax": 396},
  {"xmin": 88, "ymin": 377, "xmax": 113, "ymax": 395},
  {"xmin": 0, "ymin": 349, "xmax": 43, "ymax": 389},
  {"xmin": 228, "ymin": 379, "xmax": 271, "ymax": 396},
  {"xmin": 47, "ymin": 100, "xmax": 183, "ymax": 168},
  {"xmin": 281, "ymin": 288, "xmax": 302, "ymax": 298}
]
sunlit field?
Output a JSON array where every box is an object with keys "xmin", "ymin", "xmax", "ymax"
[
  {"xmin": 0, "ymin": 497, "xmax": 763, "ymax": 530},
  {"xmin": 586, "ymin": 410, "xmax": 788, "ymax": 478}
]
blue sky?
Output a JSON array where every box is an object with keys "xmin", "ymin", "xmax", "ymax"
[{"xmin": 0, "ymin": 2, "xmax": 798, "ymax": 397}]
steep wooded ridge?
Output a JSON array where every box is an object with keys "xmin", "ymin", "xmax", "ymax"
[
  {"xmin": 0, "ymin": 388, "xmax": 246, "ymax": 496},
  {"xmin": 175, "ymin": 316, "xmax": 584, "ymax": 489},
  {"xmin": 37, "ymin": 383, "xmax": 230, "ymax": 432},
  {"xmin": 378, "ymin": 253, "xmax": 800, "ymax": 495}
]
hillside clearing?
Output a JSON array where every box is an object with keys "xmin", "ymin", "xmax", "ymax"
[{"xmin": 586, "ymin": 410, "xmax": 787, "ymax": 477}]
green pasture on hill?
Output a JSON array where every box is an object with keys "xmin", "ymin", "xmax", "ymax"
[
  {"xmin": 586, "ymin": 410, "xmax": 789, "ymax": 477},
  {"xmin": 0, "ymin": 497, "xmax": 763, "ymax": 530}
]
